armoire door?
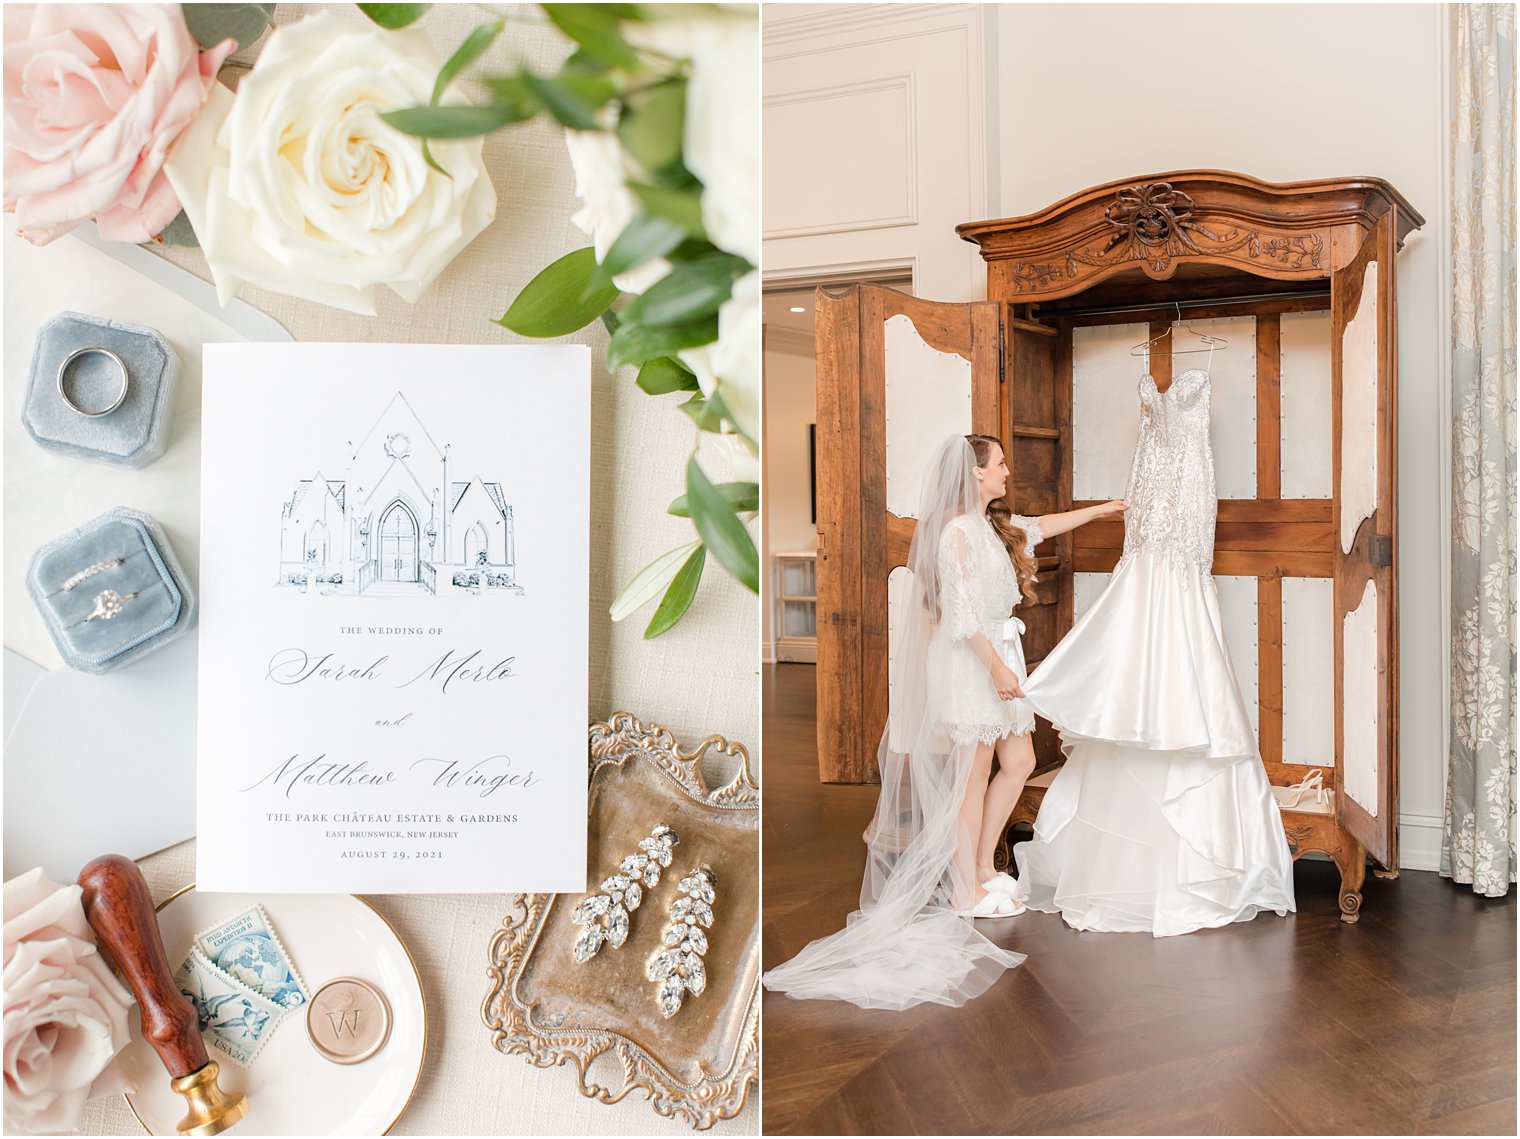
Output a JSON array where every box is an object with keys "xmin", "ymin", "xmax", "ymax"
[
  {"xmin": 814, "ymin": 285, "xmax": 1001, "ymax": 783},
  {"xmin": 1331, "ymin": 209, "xmax": 1400, "ymax": 870}
]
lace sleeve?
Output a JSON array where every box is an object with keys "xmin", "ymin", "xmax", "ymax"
[
  {"xmin": 1010, "ymin": 514, "xmax": 1042, "ymax": 559},
  {"xmin": 937, "ymin": 521, "xmax": 982, "ymax": 642}
]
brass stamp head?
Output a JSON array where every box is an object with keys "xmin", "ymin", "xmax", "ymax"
[
  {"xmin": 306, "ymin": 978, "xmax": 392, "ymax": 1064},
  {"xmin": 170, "ymin": 1061, "xmax": 247, "ymax": 1136}
]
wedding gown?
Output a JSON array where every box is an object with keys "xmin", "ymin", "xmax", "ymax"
[{"xmin": 1012, "ymin": 368, "xmax": 1296, "ymax": 936}]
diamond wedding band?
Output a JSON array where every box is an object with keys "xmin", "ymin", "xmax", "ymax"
[
  {"xmin": 85, "ymin": 589, "xmax": 137, "ymax": 621},
  {"xmin": 60, "ymin": 558, "xmax": 124, "ymax": 592},
  {"xmin": 56, "ymin": 345, "xmax": 129, "ymax": 418}
]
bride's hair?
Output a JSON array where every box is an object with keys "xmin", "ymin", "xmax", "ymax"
[{"xmin": 966, "ymin": 434, "xmax": 1038, "ymax": 604}]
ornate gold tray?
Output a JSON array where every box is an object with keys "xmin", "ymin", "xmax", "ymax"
[{"xmin": 482, "ymin": 712, "xmax": 759, "ymax": 1130}]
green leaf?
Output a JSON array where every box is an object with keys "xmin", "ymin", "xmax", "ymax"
[
  {"xmin": 617, "ymin": 80, "xmax": 685, "ymax": 173},
  {"xmin": 596, "ymin": 212, "xmax": 685, "ymax": 285},
  {"xmin": 543, "ymin": 4, "xmax": 642, "ymax": 70},
  {"xmin": 420, "ymin": 141, "xmax": 448, "ymax": 178},
  {"xmin": 678, "ymin": 394, "xmax": 723, "ymax": 432},
  {"xmin": 686, "ymin": 457, "xmax": 758, "ymax": 593},
  {"xmin": 601, "ymin": 308, "xmax": 622, "ymax": 336},
  {"xmin": 432, "ymin": 20, "xmax": 504, "ymax": 104},
  {"xmin": 636, "ymin": 356, "xmax": 700, "ymax": 395},
  {"xmin": 609, "ymin": 539, "xmax": 700, "ymax": 620},
  {"xmin": 606, "ymin": 314, "xmax": 717, "ymax": 370},
  {"xmin": 622, "ymin": 252, "xmax": 748, "ymax": 326},
  {"xmin": 668, "ymin": 482, "xmax": 757, "ymax": 517},
  {"xmin": 523, "ymin": 71, "xmax": 617, "ymax": 131},
  {"xmin": 358, "ymin": 3, "xmax": 430, "ymax": 28},
  {"xmin": 497, "ymin": 247, "xmax": 621, "ymax": 338},
  {"xmin": 480, "ymin": 74, "xmax": 543, "ymax": 113},
  {"xmin": 644, "ymin": 545, "xmax": 705, "ymax": 638},
  {"xmin": 628, "ymin": 181, "xmax": 705, "ymax": 237},
  {"xmin": 182, "ymin": 3, "xmax": 274, "ymax": 51},
  {"xmin": 381, "ymin": 103, "xmax": 528, "ymax": 139}
]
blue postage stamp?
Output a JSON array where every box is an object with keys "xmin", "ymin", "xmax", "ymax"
[
  {"xmin": 194, "ymin": 904, "xmax": 309, "ymax": 1012},
  {"xmin": 175, "ymin": 950, "xmax": 284, "ymax": 1067}
]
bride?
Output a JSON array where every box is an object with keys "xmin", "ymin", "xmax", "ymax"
[{"xmin": 761, "ymin": 433, "xmax": 1124, "ymax": 1009}]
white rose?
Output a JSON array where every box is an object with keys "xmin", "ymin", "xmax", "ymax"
[
  {"xmin": 165, "ymin": 11, "xmax": 496, "ymax": 315},
  {"xmin": 4, "ymin": 868, "xmax": 135, "ymax": 1136},
  {"xmin": 563, "ymin": 125, "xmax": 669, "ymax": 295},
  {"xmin": 680, "ymin": 269, "xmax": 759, "ymax": 442},
  {"xmin": 630, "ymin": 8, "xmax": 759, "ymax": 265}
]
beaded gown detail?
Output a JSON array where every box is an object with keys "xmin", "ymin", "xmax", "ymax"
[{"xmin": 1012, "ymin": 369, "xmax": 1297, "ymax": 936}]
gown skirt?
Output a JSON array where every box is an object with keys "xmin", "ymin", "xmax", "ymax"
[{"xmin": 1012, "ymin": 548, "xmax": 1297, "ymax": 936}]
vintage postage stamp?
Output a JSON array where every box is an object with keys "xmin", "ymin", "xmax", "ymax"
[
  {"xmin": 175, "ymin": 949, "xmax": 285, "ymax": 1067},
  {"xmin": 194, "ymin": 903, "xmax": 309, "ymax": 1012}
]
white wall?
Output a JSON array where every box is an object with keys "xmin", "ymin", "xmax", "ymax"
[
  {"xmin": 761, "ymin": 341, "xmax": 820, "ymax": 661},
  {"xmin": 762, "ymin": 3, "xmax": 994, "ymax": 300},
  {"xmin": 993, "ymin": 3, "xmax": 1447, "ymax": 870},
  {"xmin": 762, "ymin": 2, "xmax": 1449, "ymax": 869}
]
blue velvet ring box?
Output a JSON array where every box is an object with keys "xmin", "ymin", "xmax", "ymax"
[
  {"xmin": 27, "ymin": 507, "xmax": 195, "ymax": 674},
  {"xmin": 22, "ymin": 311, "xmax": 180, "ymax": 468}
]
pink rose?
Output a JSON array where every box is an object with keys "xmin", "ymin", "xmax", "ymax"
[
  {"xmin": 3, "ymin": 4, "xmax": 233, "ymax": 244},
  {"xmin": 4, "ymin": 868, "xmax": 135, "ymax": 1135}
]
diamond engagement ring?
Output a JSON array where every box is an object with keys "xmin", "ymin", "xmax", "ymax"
[
  {"xmin": 56, "ymin": 345, "xmax": 130, "ymax": 418},
  {"xmin": 85, "ymin": 589, "xmax": 137, "ymax": 621},
  {"xmin": 60, "ymin": 558, "xmax": 124, "ymax": 592}
]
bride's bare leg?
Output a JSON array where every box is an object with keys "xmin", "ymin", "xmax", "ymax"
[
  {"xmin": 976, "ymin": 731, "xmax": 1037, "ymax": 882},
  {"xmin": 952, "ymin": 741, "xmax": 997, "ymax": 907}
]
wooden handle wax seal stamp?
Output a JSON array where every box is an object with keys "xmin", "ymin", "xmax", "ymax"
[
  {"xmin": 307, "ymin": 978, "xmax": 392, "ymax": 1064},
  {"xmin": 77, "ymin": 856, "xmax": 248, "ymax": 1136}
]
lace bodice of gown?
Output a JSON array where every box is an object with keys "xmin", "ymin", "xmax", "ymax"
[{"xmin": 1119, "ymin": 369, "xmax": 1216, "ymax": 572}]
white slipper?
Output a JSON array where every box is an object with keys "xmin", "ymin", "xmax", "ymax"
[
  {"xmin": 981, "ymin": 872, "xmax": 1020, "ymax": 896},
  {"xmin": 956, "ymin": 891, "xmax": 1025, "ymax": 919}
]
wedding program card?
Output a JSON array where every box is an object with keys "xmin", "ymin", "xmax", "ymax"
[{"xmin": 196, "ymin": 343, "xmax": 590, "ymax": 893}]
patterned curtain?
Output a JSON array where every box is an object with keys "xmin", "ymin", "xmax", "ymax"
[{"xmin": 1442, "ymin": 4, "xmax": 1517, "ymax": 897}]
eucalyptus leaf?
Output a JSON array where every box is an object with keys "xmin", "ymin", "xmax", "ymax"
[
  {"xmin": 644, "ymin": 545, "xmax": 706, "ymax": 638},
  {"xmin": 686, "ymin": 457, "xmax": 758, "ymax": 593},
  {"xmin": 607, "ymin": 314, "xmax": 717, "ymax": 370},
  {"xmin": 622, "ymin": 252, "xmax": 748, "ymax": 326},
  {"xmin": 627, "ymin": 181, "xmax": 705, "ymax": 237},
  {"xmin": 543, "ymin": 4, "xmax": 642, "ymax": 70},
  {"xmin": 432, "ymin": 19, "xmax": 504, "ymax": 104},
  {"xmin": 609, "ymin": 539, "xmax": 700, "ymax": 620},
  {"xmin": 617, "ymin": 80, "xmax": 685, "ymax": 174},
  {"xmin": 668, "ymin": 482, "xmax": 757, "ymax": 517},
  {"xmin": 497, "ymin": 247, "xmax": 620, "ymax": 338},
  {"xmin": 357, "ymin": 3, "xmax": 430, "ymax": 29},
  {"xmin": 182, "ymin": 3, "xmax": 274, "ymax": 50},
  {"xmin": 636, "ymin": 356, "xmax": 700, "ymax": 395},
  {"xmin": 382, "ymin": 103, "xmax": 529, "ymax": 139},
  {"xmin": 597, "ymin": 212, "xmax": 685, "ymax": 284}
]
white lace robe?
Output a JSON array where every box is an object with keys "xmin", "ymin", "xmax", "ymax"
[{"xmin": 926, "ymin": 511, "xmax": 1042, "ymax": 745}]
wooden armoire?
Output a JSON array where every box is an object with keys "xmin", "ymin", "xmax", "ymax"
[{"xmin": 815, "ymin": 170, "xmax": 1423, "ymax": 922}]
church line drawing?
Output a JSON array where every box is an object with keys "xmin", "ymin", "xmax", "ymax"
[{"xmin": 276, "ymin": 392, "xmax": 522, "ymax": 598}]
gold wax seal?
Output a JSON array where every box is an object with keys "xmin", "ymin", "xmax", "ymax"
[{"xmin": 306, "ymin": 978, "xmax": 392, "ymax": 1064}]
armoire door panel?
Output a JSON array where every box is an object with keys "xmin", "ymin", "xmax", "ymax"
[
  {"xmin": 814, "ymin": 284, "xmax": 1002, "ymax": 783},
  {"xmin": 1330, "ymin": 211, "xmax": 1399, "ymax": 869}
]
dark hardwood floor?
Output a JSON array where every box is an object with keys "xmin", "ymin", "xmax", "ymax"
[{"xmin": 761, "ymin": 663, "xmax": 1517, "ymax": 1136}]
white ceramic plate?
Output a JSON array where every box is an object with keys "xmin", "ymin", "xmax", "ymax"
[{"xmin": 120, "ymin": 888, "xmax": 425, "ymax": 1135}]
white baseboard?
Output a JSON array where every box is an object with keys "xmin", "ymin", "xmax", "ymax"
[
  {"xmin": 762, "ymin": 641, "xmax": 776, "ymax": 665},
  {"xmin": 1399, "ymin": 812, "xmax": 1444, "ymax": 871}
]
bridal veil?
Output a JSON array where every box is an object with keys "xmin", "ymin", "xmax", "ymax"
[{"xmin": 762, "ymin": 435, "xmax": 1025, "ymax": 1009}]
